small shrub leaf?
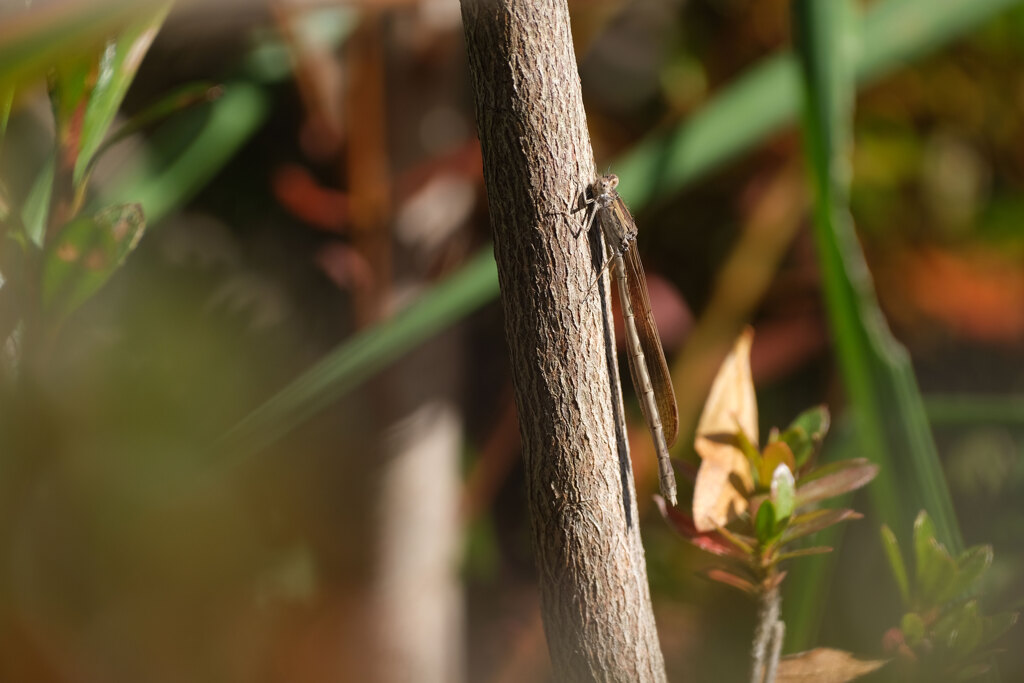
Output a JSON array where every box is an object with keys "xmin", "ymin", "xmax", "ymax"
[{"xmin": 794, "ymin": 460, "xmax": 878, "ymax": 507}]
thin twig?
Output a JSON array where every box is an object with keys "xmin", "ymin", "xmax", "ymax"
[{"xmin": 751, "ymin": 584, "xmax": 782, "ymax": 683}]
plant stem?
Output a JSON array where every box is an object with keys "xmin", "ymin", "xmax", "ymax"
[{"xmin": 751, "ymin": 584, "xmax": 784, "ymax": 683}]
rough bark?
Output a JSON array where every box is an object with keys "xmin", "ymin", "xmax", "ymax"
[{"xmin": 460, "ymin": 1, "xmax": 667, "ymax": 680}]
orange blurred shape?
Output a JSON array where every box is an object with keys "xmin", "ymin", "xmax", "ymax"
[
  {"xmin": 272, "ymin": 164, "xmax": 350, "ymax": 233},
  {"xmin": 899, "ymin": 246, "xmax": 1024, "ymax": 343}
]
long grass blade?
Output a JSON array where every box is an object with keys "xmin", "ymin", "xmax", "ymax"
[
  {"xmin": 793, "ymin": 0, "xmax": 961, "ymax": 551},
  {"xmin": 216, "ymin": 250, "xmax": 500, "ymax": 463}
]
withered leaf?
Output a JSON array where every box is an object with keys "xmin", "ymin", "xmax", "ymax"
[
  {"xmin": 776, "ymin": 647, "xmax": 887, "ymax": 682},
  {"xmin": 693, "ymin": 327, "xmax": 756, "ymax": 531}
]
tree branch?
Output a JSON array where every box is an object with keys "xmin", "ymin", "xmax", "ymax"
[{"xmin": 460, "ymin": 1, "xmax": 667, "ymax": 680}]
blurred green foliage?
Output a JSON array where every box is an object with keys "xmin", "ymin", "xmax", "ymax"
[{"xmin": 880, "ymin": 512, "xmax": 1019, "ymax": 681}]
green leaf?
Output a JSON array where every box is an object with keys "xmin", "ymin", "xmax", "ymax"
[
  {"xmin": 782, "ymin": 405, "xmax": 831, "ymax": 467},
  {"xmin": 775, "ymin": 546, "xmax": 833, "ymax": 563},
  {"xmin": 0, "ymin": 86, "xmax": 13, "ymax": 154},
  {"xmin": 913, "ymin": 511, "xmax": 939, "ymax": 587},
  {"xmin": 901, "ymin": 611, "xmax": 926, "ymax": 647},
  {"xmin": 881, "ymin": 524, "xmax": 910, "ymax": 606},
  {"xmin": 48, "ymin": 47, "xmax": 101, "ymax": 203},
  {"xmin": 791, "ymin": 404, "xmax": 831, "ymax": 442},
  {"xmin": 770, "ymin": 462, "xmax": 796, "ymax": 520},
  {"xmin": 777, "ymin": 426, "xmax": 810, "ymax": 469},
  {"xmin": 794, "ymin": 459, "xmax": 878, "ymax": 507},
  {"xmin": 48, "ymin": 51, "xmax": 94, "ymax": 129},
  {"xmin": 73, "ymin": 2, "xmax": 173, "ymax": 186},
  {"xmin": 917, "ymin": 538, "xmax": 958, "ymax": 608},
  {"xmin": 21, "ymin": 157, "xmax": 54, "ymax": 246},
  {"xmin": 97, "ymin": 81, "xmax": 269, "ymax": 224},
  {"xmin": 755, "ymin": 499, "xmax": 778, "ymax": 545},
  {"xmin": 979, "ymin": 611, "xmax": 1019, "ymax": 647},
  {"xmin": 950, "ymin": 545, "xmax": 993, "ymax": 598},
  {"xmin": 780, "ymin": 508, "xmax": 861, "ymax": 545},
  {"xmin": 42, "ymin": 202, "xmax": 145, "ymax": 318},
  {"xmin": 88, "ymin": 81, "xmax": 221, "ymax": 173},
  {"xmin": 948, "ymin": 601, "xmax": 983, "ymax": 659}
]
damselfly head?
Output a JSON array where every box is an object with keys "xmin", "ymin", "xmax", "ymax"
[{"xmin": 591, "ymin": 174, "xmax": 620, "ymax": 206}]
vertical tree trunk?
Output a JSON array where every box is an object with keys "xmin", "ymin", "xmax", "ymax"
[{"xmin": 460, "ymin": 1, "xmax": 667, "ymax": 680}]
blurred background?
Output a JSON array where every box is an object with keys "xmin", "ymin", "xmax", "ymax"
[{"xmin": 0, "ymin": 0, "xmax": 1022, "ymax": 681}]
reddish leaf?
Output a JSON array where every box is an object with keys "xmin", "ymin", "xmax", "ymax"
[
  {"xmin": 781, "ymin": 508, "xmax": 862, "ymax": 545},
  {"xmin": 273, "ymin": 164, "xmax": 350, "ymax": 232},
  {"xmin": 654, "ymin": 496, "xmax": 749, "ymax": 559},
  {"xmin": 795, "ymin": 460, "xmax": 878, "ymax": 507},
  {"xmin": 704, "ymin": 568, "xmax": 757, "ymax": 595}
]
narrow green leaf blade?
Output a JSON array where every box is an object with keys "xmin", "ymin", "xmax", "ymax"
[
  {"xmin": 20, "ymin": 156, "xmax": 53, "ymax": 246},
  {"xmin": 755, "ymin": 499, "xmax": 778, "ymax": 545},
  {"xmin": 73, "ymin": 2, "xmax": 172, "ymax": 185},
  {"xmin": 913, "ymin": 510, "xmax": 939, "ymax": 589},
  {"xmin": 881, "ymin": 524, "xmax": 910, "ymax": 606},
  {"xmin": 775, "ymin": 546, "xmax": 833, "ymax": 563},
  {"xmin": 792, "ymin": 0, "xmax": 962, "ymax": 551},
  {"xmin": 214, "ymin": 250, "xmax": 500, "ymax": 463},
  {"xmin": 97, "ymin": 81, "xmax": 270, "ymax": 224}
]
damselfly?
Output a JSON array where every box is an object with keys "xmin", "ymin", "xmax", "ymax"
[{"xmin": 583, "ymin": 174, "xmax": 679, "ymax": 506}]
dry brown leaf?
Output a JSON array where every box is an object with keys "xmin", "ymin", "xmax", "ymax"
[
  {"xmin": 693, "ymin": 328, "xmax": 757, "ymax": 532},
  {"xmin": 776, "ymin": 647, "xmax": 887, "ymax": 683}
]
